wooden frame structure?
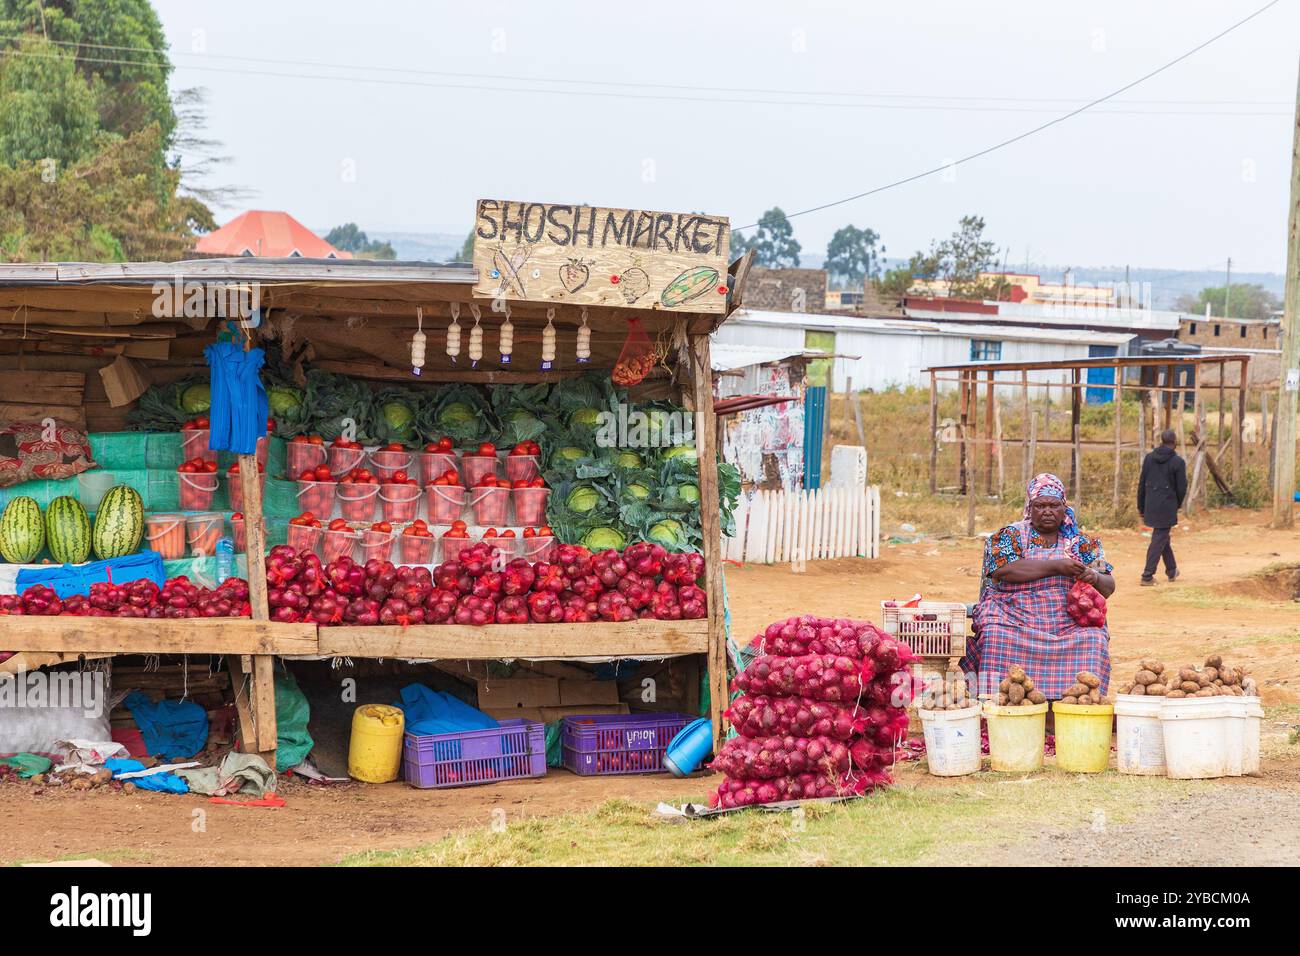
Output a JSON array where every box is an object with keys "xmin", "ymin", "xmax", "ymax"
[
  {"xmin": 0, "ymin": 254, "xmax": 749, "ymax": 753},
  {"xmin": 924, "ymin": 353, "xmax": 1252, "ymax": 527}
]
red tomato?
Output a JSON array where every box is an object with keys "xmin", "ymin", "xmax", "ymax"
[
  {"xmin": 477, "ymin": 442, "xmax": 496, "ymax": 456},
  {"xmin": 529, "ymin": 477, "xmax": 545, "ymax": 488},
  {"xmin": 522, "ymin": 527, "xmax": 536, "ymax": 538},
  {"xmin": 500, "ymin": 529, "xmax": 516, "ymax": 538},
  {"xmin": 393, "ymin": 470, "xmax": 409, "ymax": 483},
  {"xmin": 371, "ymin": 521, "xmax": 392, "ymax": 533},
  {"xmin": 384, "ymin": 443, "xmax": 403, "ymax": 452},
  {"xmin": 328, "ymin": 518, "xmax": 349, "ymax": 531},
  {"xmin": 307, "ymin": 435, "xmax": 325, "ymax": 445},
  {"xmin": 451, "ymin": 520, "xmax": 468, "ymax": 530},
  {"xmin": 204, "ymin": 461, "xmax": 218, "ymax": 473},
  {"xmin": 232, "ymin": 512, "xmax": 244, "ymax": 520},
  {"xmin": 539, "ymin": 525, "xmax": 553, "ymax": 536}
]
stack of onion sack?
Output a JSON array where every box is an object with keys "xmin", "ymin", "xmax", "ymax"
[
  {"xmin": 709, "ymin": 616, "xmax": 916, "ymax": 809},
  {"xmin": 263, "ymin": 540, "xmax": 707, "ymax": 626}
]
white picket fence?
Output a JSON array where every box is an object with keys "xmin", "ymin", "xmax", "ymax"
[{"xmin": 724, "ymin": 486, "xmax": 881, "ymax": 564}]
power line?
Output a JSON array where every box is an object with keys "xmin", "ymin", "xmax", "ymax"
[
  {"xmin": 0, "ymin": 32, "xmax": 1291, "ymax": 117},
  {"xmin": 733, "ymin": 0, "xmax": 1285, "ymax": 231}
]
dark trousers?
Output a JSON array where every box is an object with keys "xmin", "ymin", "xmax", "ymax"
[{"xmin": 1142, "ymin": 526, "xmax": 1177, "ymax": 580}]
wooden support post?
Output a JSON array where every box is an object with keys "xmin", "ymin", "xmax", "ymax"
[
  {"xmin": 993, "ymin": 397, "xmax": 1004, "ymax": 499},
  {"xmin": 842, "ymin": 376, "xmax": 853, "ymax": 434},
  {"xmin": 1112, "ymin": 376, "xmax": 1124, "ymax": 513},
  {"xmin": 1217, "ymin": 371, "xmax": 1226, "ymax": 460},
  {"xmin": 1272, "ymin": 56, "xmax": 1300, "ymax": 526},
  {"xmin": 1027, "ymin": 411, "xmax": 1038, "ymax": 480},
  {"xmin": 928, "ymin": 374, "xmax": 938, "ymax": 495},
  {"xmin": 963, "ymin": 421, "xmax": 976, "ymax": 537},
  {"xmin": 237, "ymin": 448, "xmax": 277, "ymax": 758},
  {"xmin": 689, "ymin": 333, "xmax": 728, "ymax": 751},
  {"xmin": 1070, "ymin": 368, "xmax": 1082, "ymax": 505},
  {"xmin": 1235, "ymin": 376, "xmax": 1246, "ymax": 479},
  {"xmin": 1020, "ymin": 371, "xmax": 1031, "ymax": 488},
  {"xmin": 984, "ymin": 371, "xmax": 995, "ymax": 496},
  {"xmin": 1164, "ymin": 364, "xmax": 1175, "ymax": 430},
  {"xmin": 958, "ymin": 372, "xmax": 970, "ymax": 495},
  {"xmin": 1174, "ymin": 369, "xmax": 1186, "ymax": 453}
]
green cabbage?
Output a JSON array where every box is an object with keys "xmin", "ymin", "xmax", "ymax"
[
  {"xmin": 582, "ymin": 527, "xmax": 626, "ymax": 551},
  {"xmin": 566, "ymin": 485, "xmax": 601, "ymax": 513},
  {"xmin": 625, "ymin": 482, "xmax": 651, "ymax": 500},
  {"xmin": 180, "ymin": 383, "xmax": 211, "ymax": 414},
  {"xmin": 615, "ymin": 451, "xmax": 643, "ymax": 470}
]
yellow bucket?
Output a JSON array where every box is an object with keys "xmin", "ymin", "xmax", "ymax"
[
  {"xmin": 1052, "ymin": 702, "xmax": 1114, "ymax": 773},
  {"xmin": 348, "ymin": 704, "xmax": 405, "ymax": 783},
  {"xmin": 983, "ymin": 701, "xmax": 1048, "ymax": 772}
]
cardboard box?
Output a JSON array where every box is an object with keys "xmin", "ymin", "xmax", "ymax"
[
  {"xmin": 481, "ymin": 703, "xmax": 630, "ymax": 724},
  {"xmin": 558, "ymin": 678, "xmax": 621, "ymax": 707},
  {"xmin": 99, "ymin": 354, "xmax": 152, "ymax": 407},
  {"xmin": 475, "ymin": 677, "xmax": 560, "ymax": 710}
]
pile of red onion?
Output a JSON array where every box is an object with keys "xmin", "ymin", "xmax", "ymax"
[{"xmin": 709, "ymin": 615, "xmax": 916, "ymax": 809}]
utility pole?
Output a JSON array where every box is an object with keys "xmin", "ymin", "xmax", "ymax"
[
  {"xmin": 1224, "ymin": 257, "xmax": 1232, "ymax": 318},
  {"xmin": 1271, "ymin": 57, "xmax": 1300, "ymax": 526}
]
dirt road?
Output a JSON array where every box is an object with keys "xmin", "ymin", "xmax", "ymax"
[{"xmin": 2, "ymin": 510, "xmax": 1298, "ymax": 866}]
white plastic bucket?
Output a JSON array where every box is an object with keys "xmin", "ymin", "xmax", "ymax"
[
  {"xmin": 918, "ymin": 705, "xmax": 982, "ymax": 776},
  {"xmin": 1114, "ymin": 693, "xmax": 1165, "ymax": 776},
  {"xmin": 1160, "ymin": 696, "xmax": 1236, "ymax": 779},
  {"xmin": 1242, "ymin": 699, "xmax": 1263, "ymax": 777}
]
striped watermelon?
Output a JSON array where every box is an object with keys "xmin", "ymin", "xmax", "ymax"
[
  {"xmin": 46, "ymin": 496, "xmax": 92, "ymax": 564},
  {"xmin": 92, "ymin": 485, "xmax": 144, "ymax": 560},
  {"xmin": 0, "ymin": 496, "xmax": 45, "ymax": 563}
]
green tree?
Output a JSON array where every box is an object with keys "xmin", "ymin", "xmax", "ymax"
[
  {"xmin": 748, "ymin": 207, "xmax": 800, "ymax": 268},
  {"xmin": 0, "ymin": 36, "xmax": 100, "ymax": 166},
  {"xmin": 876, "ymin": 215, "xmax": 1003, "ymax": 301},
  {"xmin": 0, "ymin": 0, "xmax": 176, "ymax": 145},
  {"xmin": 824, "ymin": 224, "xmax": 883, "ymax": 288},
  {"xmin": 1175, "ymin": 283, "xmax": 1280, "ymax": 321},
  {"xmin": 728, "ymin": 229, "xmax": 755, "ymax": 261},
  {"xmin": 325, "ymin": 222, "xmax": 395, "ymax": 259},
  {"xmin": 875, "ymin": 252, "xmax": 932, "ymax": 300},
  {"xmin": 458, "ymin": 229, "xmax": 474, "ymax": 262}
]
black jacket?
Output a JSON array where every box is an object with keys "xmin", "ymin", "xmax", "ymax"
[{"xmin": 1138, "ymin": 445, "xmax": 1187, "ymax": 528}]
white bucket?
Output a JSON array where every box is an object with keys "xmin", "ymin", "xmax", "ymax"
[
  {"xmin": 1114, "ymin": 693, "xmax": 1165, "ymax": 776},
  {"xmin": 918, "ymin": 704, "xmax": 982, "ymax": 776},
  {"xmin": 1160, "ymin": 696, "xmax": 1236, "ymax": 779},
  {"xmin": 1242, "ymin": 698, "xmax": 1263, "ymax": 777}
]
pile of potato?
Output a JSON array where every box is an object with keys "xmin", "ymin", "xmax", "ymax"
[
  {"xmin": 1123, "ymin": 655, "xmax": 1258, "ymax": 698},
  {"xmin": 1059, "ymin": 671, "xmax": 1106, "ymax": 705},
  {"xmin": 922, "ymin": 665, "xmax": 977, "ymax": 711},
  {"xmin": 995, "ymin": 665, "xmax": 1047, "ymax": 706}
]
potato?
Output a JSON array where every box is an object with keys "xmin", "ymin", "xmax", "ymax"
[
  {"xmin": 1196, "ymin": 673, "xmax": 1212, "ymax": 687},
  {"xmin": 1022, "ymin": 677, "xmax": 1036, "ymax": 694},
  {"xmin": 1219, "ymin": 667, "xmax": 1238, "ymax": 685},
  {"xmin": 91, "ymin": 768, "xmax": 113, "ymax": 786},
  {"xmin": 1202, "ymin": 666, "xmax": 1219, "ymax": 683},
  {"xmin": 1229, "ymin": 685, "xmax": 1244, "ymax": 696},
  {"xmin": 1028, "ymin": 690, "xmax": 1046, "ymax": 705},
  {"xmin": 1141, "ymin": 659, "xmax": 1165, "ymax": 675},
  {"xmin": 1128, "ymin": 684, "xmax": 1146, "ymax": 696},
  {"xmin": 1007, "ymin": 683, "xmax": 1026, "ymax": 705},
  {"xmin": 1146, "ymin": 683, "xmax": 1167, "ymax": 696},
  {"xmin": 1134, "ymin": 669, "xmax": 1157, "ymax": 686},
  {"xmin": 1166, "ymin": 689, "xmax": 1186, "ymax": 699},
  {"xmin": 996, "ymin": 693, "xmax": 1009, "ymax": 706},
  {"xmin": 1061, "ymin": 695, "xmax": 1079, "ymax": 704},
  {"xmin": 1067, "ymin": 682, "xmax": 1090, "ymax": 698},
  {"xmin": 1194, "ymin": 687, "xmax": 1215, "ymax": 698},
  {"xmin": 1179, "ymin": 668, "xmax": 1199, "ymax": 683},
  {"xmin": 999, "ymin": 678, "xmax": 1011, "ymax": 695},
  {"xmin": 69, "ymin": 776, "xmax": 92, "ymax": 792},
  {"xmin": 1077, "ymin": 672, "xmax": 1101, "ymax": 689},
  {"xmin": 1205, "ymin": 655, "xmax": 1223, "ymax": 670},
  {"xmin": 1180, "ymin": 681, "xmax": 1201, "ymax": 693},
  {"xmin": 1088, "ymin": 689, "xmax": 1102, "ymax": 704},
  {"xmin": 1008, "ymin": 665, "xmax": 1027, "ymax": 684}
]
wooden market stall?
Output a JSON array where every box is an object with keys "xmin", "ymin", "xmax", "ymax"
[{"xmin": 0, "ymin": 201, "xmax": 747, "ymax": 757}]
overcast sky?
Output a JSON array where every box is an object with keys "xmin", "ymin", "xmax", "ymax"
[{"xmin": 156, "ymin": 0, "xmax": 1299, "ymax": 273}]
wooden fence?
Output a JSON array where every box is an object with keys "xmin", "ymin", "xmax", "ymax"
[{"xmin": 724, "ymin": 486, "xmax": 881, "ymax": 564}]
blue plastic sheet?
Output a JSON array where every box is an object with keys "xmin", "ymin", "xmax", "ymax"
[
  {"xmin": 204, "ymin": 341, "xmax": 268, "ymax": 455},
  {"xmin": 15, "ymin": 550, "xmax": 165, "ymax": 599},
  {"xmin": 123, "ymin": 691, "xmax": 209, "ymax": 760},
  {"xmin": 105, "ymin": 758, "xmax": 189, "ymax": 794},
  {"xmin": 396, "ymin": 683, "xmax": 498, "ymax": 737}
]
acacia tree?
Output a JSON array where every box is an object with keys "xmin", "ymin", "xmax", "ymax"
[
  {"xmin": 875, "ymin": 215, "xmax": 1003, "ymax": 300},
  {"xmin": 1175, "ymin": 283, "xmax": 1280, "ymax": 320}
]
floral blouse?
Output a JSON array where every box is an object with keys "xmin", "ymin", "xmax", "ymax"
[{"xmin": 979, "ymin": 522, "xmax": 1112, "ymax": 599}]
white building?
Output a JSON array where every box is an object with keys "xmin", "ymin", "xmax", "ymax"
[{"xmin": 712, "ymin": 309, "xmax": 1134, "ymax": 397}]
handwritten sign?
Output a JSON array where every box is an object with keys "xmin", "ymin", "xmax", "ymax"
[{"xmin": 472, "ymin": 200, "xmax": 730, "ymax": 314}]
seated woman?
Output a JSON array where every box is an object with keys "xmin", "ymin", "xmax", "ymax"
[{"xmin": 964, "ymin": 473, "xmax": 1115, "ymax": 699}]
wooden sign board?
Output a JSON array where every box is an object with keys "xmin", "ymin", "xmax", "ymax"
[{"xmin": 472, "ymin": 199, "xmax": 730, "ymax": 314}]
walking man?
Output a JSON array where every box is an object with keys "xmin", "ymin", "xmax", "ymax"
[{"xmin": 1138, "ymin": 429, "xmax": 1187, "ymax": 586}]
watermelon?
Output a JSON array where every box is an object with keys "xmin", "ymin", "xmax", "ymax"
[
  {"xmin": 46, "ymin": 496, "xmax": 92, "ymax": 564},
  {"xmin": 0, "ymin": 496, "xmax": 45, "ymax": 563},
  {"xmin": 92, "ymin": 485, "xmax": 144, "ymax": 560}
]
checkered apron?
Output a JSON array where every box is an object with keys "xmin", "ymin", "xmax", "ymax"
[{"xmin": 964, "ymin": 525, "xmax": 1111, "ymax": 699}]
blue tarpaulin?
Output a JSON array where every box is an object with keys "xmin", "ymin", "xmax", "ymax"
[
  {"xmin": 105, "ymin": 758, "xmax": 190, "ymax": 794},
  {"xmin": 204, "ymin": 341, "xmax": 268, "ymax": 455},
  {"xmin": 15, "ymin": 550, "xmax": 165, "ymax": 599},
  {"xmin": 396, "ymin": 683, "xmax": 498, "ymax": 737},
  {"xmin": 123, "ymin": 691, "xmax": 209, "ymax": 760}
]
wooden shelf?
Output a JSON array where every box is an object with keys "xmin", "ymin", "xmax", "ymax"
[
  {"xmin": 315, "ymin": 619, "xmax": 709, "ymax": 660},
  {"xmin": 0, "ymin": 617, "xmax": 318, "ymax": 655}
]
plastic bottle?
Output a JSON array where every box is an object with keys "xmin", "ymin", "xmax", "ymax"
[{"xmin": 215, "ymin": 536, "xmax": 235, "ymax": 583}]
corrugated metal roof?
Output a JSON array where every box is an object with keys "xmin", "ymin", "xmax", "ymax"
[
  {"xmin": 0, "ymin": 258, "xmax": 474, "ymax": 286},
  {"xmin": 725, "ymin": 309, "xmax": 1134, "ymax": 347},
  {"xmin": 710, "ymin": 342, "xmax": 823, "ymax": 371}
]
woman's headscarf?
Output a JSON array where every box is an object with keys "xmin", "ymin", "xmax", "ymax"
[{"xmin": 1023, "ymin": 472, "xmax": 1079, "ymax": 539}]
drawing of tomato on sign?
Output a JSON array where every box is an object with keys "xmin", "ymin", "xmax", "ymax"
[{"xmin": 559, "ymin": 257, "xmax": 592, "ymax": 294}]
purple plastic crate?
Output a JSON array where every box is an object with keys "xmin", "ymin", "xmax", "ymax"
[
  {"xmin": 561, "ymin": 713, "xmax": 692, "ymax": 775},
  {"xmin": 403, "ymin": 719, "xmax": 546, "ymax": 789}
]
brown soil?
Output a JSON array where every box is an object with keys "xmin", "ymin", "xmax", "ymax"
[{"xmin": 3, "ymin": 510, "xmax": 1299, "ymax": 866}]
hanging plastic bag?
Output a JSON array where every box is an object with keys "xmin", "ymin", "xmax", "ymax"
[
  {"xmin": 1065, "ymin": 578, "xmax": 1107, "ymax": 628},
  {"xmin": 612, "ymin": 318, "xmax": 657, "ymax": 386}
]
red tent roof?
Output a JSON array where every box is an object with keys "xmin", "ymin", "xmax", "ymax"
[{"xmin": 194, "ymin": 210, "xmax": 352, "ymax": 259}]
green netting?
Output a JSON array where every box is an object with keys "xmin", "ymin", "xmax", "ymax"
[
  {"xmin": 88, "ymin": 432, "xmax": 287, "ymax": 481},
  {"xmin": 0, "ymin": 476, "xmax": 79, "ymax": 510}
]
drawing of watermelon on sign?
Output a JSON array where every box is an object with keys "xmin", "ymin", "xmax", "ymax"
[{"xmin": 660, "ymin": 266, "xmax": 720, "ymax": 308}]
